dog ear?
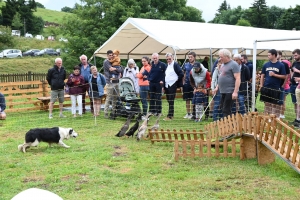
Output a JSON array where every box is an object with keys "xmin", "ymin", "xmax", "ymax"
[{"xmin": 69, "ymin": 129, "xmax": 73, "ymax": 135}]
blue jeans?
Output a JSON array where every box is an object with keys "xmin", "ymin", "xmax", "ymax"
[
  {"xmin": 232, "ymin": 93, "xmax": 246, "ymax": 115},
  {"xmin": 290, "ymin": 84, "xmax": 297, "ymax": 104},
  {"xmin": 139, "ymin": 86, "xmax": 149, "ymax": 115},
  {"xmin": 213, "ymin": 90, "xmax": 223, "ymax": 121}
]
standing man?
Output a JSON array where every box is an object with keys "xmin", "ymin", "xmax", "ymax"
[
  {"xmin": 290, "ymin": 49, "xmax": 300, "ymax": 126},
  {"xmin": 259, "ymin": 49, "xmax": 286, "ymax": 118},
  {"xmin": 0, "ymin": 92, "xmax": 6, "ymax": 120},
  {"xmin": 277, "ymin": 51, "xmax": 290, "ymax": 119},
  {"xmin": 182, "ymin": 52, "xmax": 196, "ymax": 119},
  {"xmin": 163, "ymin": 53, "xmax": 183, "ymax": 121},
  {"xmin": 241, "ymin": 54, "xmax": 253, "ymax": 76},
  {"xmin": 47, "ymin": 58, "xmax": 67, "ymax": 119},
  {"xmin": 213, "ymin": 49, "xmax": 240, "ymax": 118},
  {"xmin": 103, "ymin": 50, "xmax": 123, "ymax": 119},
  {"xmin": 201, "ymin": 56, "xmax": 209, "ymax": 70},
  {"xmin": 78, "ymin": 54, "xmax": 92, "ymax": 114},
  {"xmin": 189, "ymin": 62, "xmax": 211, "ymax": 120},
  {"xmin": 148, "ymin": 53, "xmax": 167, "ymax": 116},
  {"xmin": 232, "ymin": 54, "xmax": 251, "ymax": 115}
]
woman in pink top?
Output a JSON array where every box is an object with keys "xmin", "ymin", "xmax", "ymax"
[
  {"xmin": 136, "ymin": 56, "xmax": 151, "ymax": 117},
  {"xmin": 282, "ymin": 60, "xmax": 291, "ymax": 118}
]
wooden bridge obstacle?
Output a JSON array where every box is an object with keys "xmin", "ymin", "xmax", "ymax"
[{"xmin": 149, "ymin": 113, "xmax": 300, "ymax": 173}]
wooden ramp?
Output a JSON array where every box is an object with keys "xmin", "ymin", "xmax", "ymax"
[{"xmin": 166, "ymin": 113, "xmax": 300, "ymax": 174}]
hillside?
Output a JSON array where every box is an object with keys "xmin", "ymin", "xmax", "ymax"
[{"xmin": 34, "ymin": 7, "xmax": 74, "ymax": 24}]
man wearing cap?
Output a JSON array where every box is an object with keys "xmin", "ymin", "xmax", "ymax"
[
  {"xmin": 190, "ymin": 62, "xmax": 211, "ymax": 120},
  {"xmin": 213, "ymin": 49, "xmax": 240, "ymax": 118}
]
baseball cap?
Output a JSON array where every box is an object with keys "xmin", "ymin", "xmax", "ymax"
[{"xmin": 193, "ymin": 62, "xmax": 201, "ymax": 69}]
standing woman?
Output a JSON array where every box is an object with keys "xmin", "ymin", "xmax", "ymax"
[
  {"xmin": 136, "ymin": 56, "xmax": 151, "ymax": 118},
  {"xmin": 211, "ymin": 59, "xmax": 223, "ymax": 121},
  {"xmin": 163, "ymin": 53, "xmax": 183, "ymax": 121},
  {"xmin": 66, "ymin": 66, "xmax": 85, "ymax": 117},
  {"xmin": 88, "ymin": 66, "xmax": 106, "ymax": 117},
  {"xmin": 123, "ymin": 59, "xmax": 139, "ymax": 94}
]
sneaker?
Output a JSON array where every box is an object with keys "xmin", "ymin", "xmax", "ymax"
[
  {"xmin": 190, "ymin": 115, "xmax": 196, "ymax": 120},
  {"xmin": 187, "ymin": 114, "xmax": 193, "ymax": 119},
  {"xmin": 59, "ymin": 114, "xmax": 66, "ymax": 118},
  {"xmin": 49, "ymin": 114, "xmax": 53, "ymax": 119},
  {"xmin": 183, "ymin": 113, "xmax": 189, "ymax": 119},
  {"xmin": 293, "ymin": 119, "xmax": 300, "ymax": 127},
  {"xmin": 142, "ymin": 116, "xmax": 147, "ymax": 120},
  {"xmin": 280, "ymin": 114, "xmax": 285, "ymax": 119}
]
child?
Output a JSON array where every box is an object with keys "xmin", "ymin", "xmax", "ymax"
[
  {"xmin": 66, "ymin": 66, "xmax": 85, "ymax": 117},
  {"xmin": 109, "ymin": 49, "xmax": 122, "ymax": 80},
  {"xmin": 192, "ymin": 83, "xmax": 207, "ymax": 122}
]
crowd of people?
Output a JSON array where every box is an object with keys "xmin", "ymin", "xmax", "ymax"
[{"xmin": 42, "ymin": 48, "xmax": 300, "ymax": 126}]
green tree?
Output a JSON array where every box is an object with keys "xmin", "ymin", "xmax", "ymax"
[
  {"xmin": 0, "ymin": 26, "xmax": 15, "ymax": 49},
  {"xmin": 11, "ymin": 12, "xmax": 23, "ymax": 30},
  {"xmin": 236, "ymin": 18, "xmax": 251, "ymax": 26},
  {"xmin": 217, "ymin": 0, "xmax": 230, "ymax": 15},
  {"xmin": 61, "ymin": 6, "xmax": 74, "ymax": 13},
  {"xmin": 267, "ymin": 6, "xmax": 286, "ymax": 29},
  {"xmin": 0, "ymin": 0, "xmax": 42, "ymax": 35},
  {"xmin": 210, "ymin": 6, "xmax": 246, "ymax": 25},
  {"xmin": 245, "ymin": 0, "xmax": 269, "ymax": 28},
  {"xmin": 36, "ymin": 2, "xmax": 45, "ymax": 8},
  {"xmin": 277, "ymin": 5, "xmax": 300, "ymax": 30},
  {"xmin": 61, "ymin": 0, "xmax": 205, "ymax": 69}
]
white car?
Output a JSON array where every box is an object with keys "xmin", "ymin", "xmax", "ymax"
[
  {"xmin": 35, "ymin": 35, "xmax": 44, "ymax": 40},
  {"xmin": 0, "ymin": 49, "xmax": 22, "ymax": 58},
  {"xmin": 59, "ymin": 38, "xmax": 68, "ymax": 42},
  {"xmin": 25, "ymin": 33, "xmax": 33, "ymax": 38}
]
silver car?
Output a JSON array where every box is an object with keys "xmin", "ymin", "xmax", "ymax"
[{"xmin": 0, "ymin": 49, "xmax": 22, "ymax": 58}]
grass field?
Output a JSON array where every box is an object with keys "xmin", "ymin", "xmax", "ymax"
[
  {"xmin": 34, "ymin": 7, "xmax": 74, "ymax": 24},
  {"xmin": 13, "ymin": 37, "xmax": 62, "ymax": 51},
  {"xmin": 0, "ymin": 99, "xmax": 300, "ymax": 199}
]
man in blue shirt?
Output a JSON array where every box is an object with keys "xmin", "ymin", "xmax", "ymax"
[
  {"xmin": 148, "ymin": 53, "xmax": 167, "ymax": 115},
  {"xmin": 182, "ymin": 52, "xmax": 196, "ymax": 119},
  {"xmin": 259, "ymin": 49, "xmax": 286, "ymax": 118},
  {"xmin": 79, "ymin": 55, "xmax": 92, "ymax": 114}
]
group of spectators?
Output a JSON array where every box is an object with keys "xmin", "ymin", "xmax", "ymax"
[{"xmin": 42, "ymin": 47, "xmax": 300, "ymax": 127}]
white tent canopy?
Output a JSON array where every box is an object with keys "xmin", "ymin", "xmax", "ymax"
[{"xmin": 93, "ymin": 18, "xmax": 300, "ymax": 60}]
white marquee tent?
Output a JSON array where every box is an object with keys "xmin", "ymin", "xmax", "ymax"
[{"xmin": 93, "ymin": 18, "xmax": 300, "ymax": 60}]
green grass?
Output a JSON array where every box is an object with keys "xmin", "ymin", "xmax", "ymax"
[
  {"xmin": 13, "ymin": 37, "xmax": 62, "ymax": 51},
  {"xmin": 0, "ymin": 57, "xmax": 57, "ymax": 74},
  {"xmin": 0, "ymin": 100, "xmax": 300, "ymax": 199},
  {"xmin": 34, "ymin": 8, "xmax": 74, "ymax": 24}
]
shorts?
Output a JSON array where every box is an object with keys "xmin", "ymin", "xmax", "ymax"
[
  {"xmin": 260, "ymin": 87, "xmax": 281, "ymax": 105},
  {"xmin": 296, "ymin": 88, "xmax": 300, "ymax": 105},
  {"xmin": 290, "ymin": 84, "xmax": 297, "ymax": 104},
  {"xmin": 278, "ymin": 87, "xmax": 284, "ymax": 105},
  {"xmin": 182, "ymin": 84, "xmax": 194, "ymax": 100},
  {"xmin": 50, "ymin": 90, "xmax": 65, "ymax": 103}
]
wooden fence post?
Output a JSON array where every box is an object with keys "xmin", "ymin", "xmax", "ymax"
[{"xmin": 41, "ymin": 80, "xmax": 47, "ymax": 97}]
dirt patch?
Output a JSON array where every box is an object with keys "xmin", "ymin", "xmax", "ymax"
[
  {"xmin": 61, "ymin": 175, "xmax": 71, "ymax": 181},
  {"xmin": 76, "ymin": 174, "xmax": 89, "ymax": 184},
  {"xmin": 113, "ymin": 152, "xmax": 125, "ymax": 157},
  {"xmin": 113, "ymin": 145, "xmax": 121, "ymax": 149},
  {"xmin": 112, "ymin": 145, "xmax": 127, "ymax": 157},
  {"xmin": 22, "ymin": 176, "xmax": 44, "ymax": 183}
]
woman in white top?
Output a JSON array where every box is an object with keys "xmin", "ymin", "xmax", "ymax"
[{"xmin": 123, "ymin": 59, "xmax": 140, "ymax": 94}]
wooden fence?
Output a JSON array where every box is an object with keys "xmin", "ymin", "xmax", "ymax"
[{"xmin": 0, "ymin": 71, "xmax": 48, "ymax": 83}]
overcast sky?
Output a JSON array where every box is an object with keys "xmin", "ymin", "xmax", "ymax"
[{"xmin": 36, "ymin": 0, "xmax": 298, "ymax": 22}]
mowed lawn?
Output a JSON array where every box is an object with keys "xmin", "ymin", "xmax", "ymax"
[{"xmin": 0, "ymin": 99, "xmax": 300, "ymax": 200}]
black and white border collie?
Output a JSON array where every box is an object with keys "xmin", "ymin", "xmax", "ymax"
[{"xmin": 18, "ymin": 127, "xmax": 78, "ymax": 153}]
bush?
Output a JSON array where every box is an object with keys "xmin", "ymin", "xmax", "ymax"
[{"xmin": 0, "ymin": 26, "xmax": 15, "ymax": 50}]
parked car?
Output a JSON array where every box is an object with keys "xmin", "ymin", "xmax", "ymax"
[
  {"xmin": 34, "ymin": 48, "xmax": 58, "ymax": 56},
  {"xmin": 11, "ymin": 30, "xmax": 20, "ymax": 37},
  {"xmin": 23, "ymin": 49, "xmax": 40, "ymax": 57},
  {"xmin": 25, "ymin": 33, "xmax": 33, "ymax": 38},
  {"xmin": 48, "ymin": 36, "xmax": 55, "ymax": 41},
  {"xmin": 35, "ymin": 35, "xmax": 44, "ymax": 40},
  {"xmin": 0, "ymin": 49, "xmax": 22, "ymax": 58},
  {"xmin": 59, "ymin": 38, "xmax": 68, "ymax": 42}
]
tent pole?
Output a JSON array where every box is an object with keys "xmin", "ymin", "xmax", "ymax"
[
  {"xmin": 93, "ymin": 55, "xmax": 96, "ymax": 67},
  {"xmin": 252, "ymin": 41, "xmax": 257, "ymax": 112},
  {"xmin": 171, "ymin": 46, "xmax": 177, "ymax": 61},
  {"xmin": 210, "ymin": 48, "xmax": 212, "ymax": 71}
]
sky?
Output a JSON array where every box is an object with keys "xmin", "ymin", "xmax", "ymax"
[{"xmin": 36, "ymin": 0, "xmax": 298, "ymax": 22}]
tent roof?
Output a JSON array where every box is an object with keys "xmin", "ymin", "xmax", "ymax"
[{"xmin": 93, "ymin": 18, "xmax": 300, "ymax": 60}]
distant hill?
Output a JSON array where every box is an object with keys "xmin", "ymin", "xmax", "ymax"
[
  {"xmin": 34, "ymin": 8, "xmax": 74, "ymax": 24},
  {"xmin": 0, "ymin": 2, "xmax": 73, "ymax": 24}
]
